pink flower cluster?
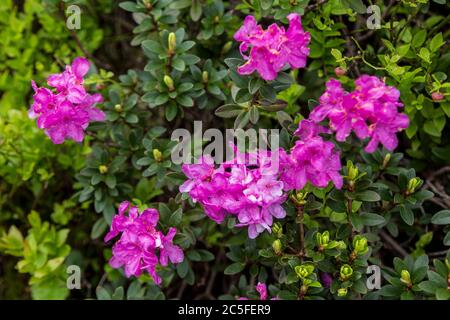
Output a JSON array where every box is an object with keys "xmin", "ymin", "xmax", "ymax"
[
  {"xmin": 29, "ymin": 57, "xmax": 105, "ymax": 144},
  {"xmin": 234, "ymin": 13, "xmax": 310, "ymax": 81},
  {"xmin": 310, "ymin": 75, "xmax": 409, "ymax": 153},
  {"xmin": 180, "ymin": 152, "xmax": 287, "ymax": 239},
  {"xmin": 104, "ymin": 201, "xmax": 184, "ymax": 285},
  {"xmin": 238, "ymin": 282, "xmax": 278, "ymax": 300},
  {"xmin": 180, "ymin": 139, "xmax": 343, "ymax": 238},
  {"xmin": 280, "ymin": 119, "xmax": 343, "ymax": 190}
]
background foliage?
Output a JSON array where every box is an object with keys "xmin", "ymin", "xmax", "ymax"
[{"xmin": 0, "ymin": 0, "xmax": 449, "ymax": 300}]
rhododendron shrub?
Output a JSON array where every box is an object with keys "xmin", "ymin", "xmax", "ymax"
[{"xmin": 1, "ymin": 0, "xmax": 449, "ymax": 302}]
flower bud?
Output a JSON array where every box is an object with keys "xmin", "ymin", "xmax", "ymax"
[
  {"xmin": 400, "ymin": 269, "xmax": 411, "ymax": 285},
  {"xmin": 347, "ymin": 161, "xmax": 359, "ymax": 181},
  {"xmin": 334, "ymin": 67, "xmax": 347, "ymax": 77},
  {"xmin": 221, "ymin": 41, "xmax": 232, "ymax": 54},
  {"xmin": 316, "ymin": 231, "xmax": 330, "ymax": 247},
  {"xmin": 143, "ymin": 0, "xmax": 152, "ymax": 10},
  {"xmin": 99, "ymin": 165, "xmax": 108, "ymax": 174},
  {"xmin": 164, "ymin": 75, "xmax": 175, "ymax": 91},
  {"xmin": 168, "ymin": 32, "xmax": 177, "ymax": 54},
  {"xmin": 406, "ymin": 177, "xmax": 422, "ymax": 195},
  {"xmin": 353, "ymin": 235, "xmax": 368, "ymax": 255},
  {"xmin": 213, "ymin": 15, "xmax": 220, "ymax": 24},
  {"xmin": 295, "ymin": 263, "xmax": 314, "ymax": 280},
  {"xmin": 337, "ymin": 287, "xmax": 348, "ymax": 297},
  {"xmin": 340, "ymin": 264, "xmax": 353, "ymax": 281},
  {"xmin": 153, "ymin": 149, "xmax": 163, "ymax": 162},
  {"xmin": 295, "ymin": 191, "xmax": 308, "ymax": 205},
  {"xmin": 202, "ymin": 71, "xmax": 209, "ymax": 83},
  {"xmin": 272, "ymin": 222, "xmax": 283, "ymax": 238},
  {"xmin": 272, "ymin": 239, "xmax": 282, "ymax": 255},
  {"xmin": 382, "ymin": 153, "xmax": 391, "ymax": 169},
  {"xmin": 114, "ymin": 104, "xmax": 123, "ymax": 112},
  {"xmin": 432, "ymin": 92, "xmax": 444, "ymax": 102}
]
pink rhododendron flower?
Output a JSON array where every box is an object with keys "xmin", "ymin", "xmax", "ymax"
[
  {"xmin": 238, "ymin": 282, "xmax": 279, "ymax": 300},
  {"xmin": 310, "ymin": 75, "xmax": 409, "ymax": 153},
  {"xmin": 234, "ymin": 13, "xmax": 310, "ymax": 80},
  {"xmin": 104, "ymin": 201, "xmax": 184, "ymax": 285},
  {"xmin": 281, "ymin": 120, "xmax": 343, "ymax": 191},
  {"xmin": 180, "ymin": 151, "xmax": 287, "ymax": 239},
  {"xmin": 29, "ymin": 57, "xmax": 105, "ymax": 144}
]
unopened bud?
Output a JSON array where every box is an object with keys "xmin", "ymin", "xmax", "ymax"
[
  {"xmin": 347, "ymin": 161, "xmax": 359, "ymax": 180},
  {"xmin": 114, "ymin": 104, "xmax": 123, "ymax": 112},
  {"xmin": 153, "ymin": 149, "xmax": 163, "ymax": 162},
  {"xmin": 272, "ymin": 239, "xmax": 282, "ymax": 255},
  {"xmin": 213, "ymin": 16, "xmax": 220, "ymax": 24},
  {"xmin": 143, "ymin": 0, "xmax": 152, "ymax": 10},
  {"xmin": 400, "ymin": 269, "xmax": 411, "ymax": 285},
  {"xmin": 272, "ymin": 222, "xmax": 283, "ymax": 238},
  {"xmin": 316, "ymin": 231, "xmax": 330, "ymax": 247},
  {"xmin": 221, "ymin": 41, "xmax": 232, "ymax": 54},
  {"xmin": 382, "ymin": 153, "xmax": 391, "ymax": 169},
  {"xmin": 164, "ymin": 75, "xmax": 175, "ymax": 91},
  {"xmin": 202, "ymin": 71, "xmax": 209, "ymax": 83},
  {"xmin": 168, "ymin": 32, "xmax": 177, "ymax": 54},
  {"xmin": 353, "ymin": 235, "xmax": 368, "ymax": 255},
  {"xmin": 406, "ymin": 177, "xmax": 422, "ymax": 195},
  {"xmin": 295, "ymin": 191, "xmax": 308, "ymax": 205},
  {"xmin": 295, "ymin": 263, "xmax": 314, "ymax": 280},
  {"xmin": 340, "ymin": 264, "xmax": 353, "ymax": 281},
  {"xmin": 337, "ymin": 288, "xmax": 348, "ymax": 297},
  {"xmin": 432, "ymin": 92, "xmax": 444, "ymax": 102},
  {"xmin": 334, "ymin": 67, "xmax": 347, "ymax": 77},
  {"xmin": 99, "ymin": 165, "xmax": 108, "ymax": 174}
]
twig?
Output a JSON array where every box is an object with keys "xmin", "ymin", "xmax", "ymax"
[
  {"xmin": 379, "ymin": 229, "xmax": 408, "ymax": 258},
  {"xmin": 428, "ymin": 250, "xmax": 449, "ymax": 257},
  {"xmin": 296, "ymin": 205, "xmax": 305, "ymax": 259},
  {"xmin": 305, "ymin": 0, "xmax": 328, "ymax": 13},
  {"xmin": 58, "ymin": 2, "xmax": 112, "ymax": 70}
]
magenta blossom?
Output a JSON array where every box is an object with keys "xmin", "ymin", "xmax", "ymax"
[
  {"xmin": 238, "ymin": 282, "xmax": 279, "ymax": 300},
  {"xmin": 29, "ymin": 57, "xmax": 105, "ymax": 144},
  {"xmin": 310, "ymin": 75, "xmax": 409, "ymax": 153},
  {"xmin": 104, "ymin": 201, "xmax": 184, "ymax": 285},
  {"xmin": 234, "ymin": 13, "xmax": 310, "ymax": 80},
  {"xmin": 180, "ymin": 150, "xmax": 287, "ymax": 239},
  {"xmin": 280, "ymin": 120, "xmax": 343, "ymax": 191}
]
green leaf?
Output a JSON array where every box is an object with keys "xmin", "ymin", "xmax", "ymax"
[
  {"xmin": 360, "ymin": 213, "xmax": 386, "ymax": 226},
  {"xmin": 429, "ymin": 33, "xmax": 444, "ymax": 52},
  {"xmin": 112, "ymin": 287, "xmax": 124, "ymax": 300},
  {"xmin": 431, "ymin": 210, "xmax": 450, "ymax": 225},
  {"xmin": 224, "ymin": 262, "xmax": 245, "ymax": 275},
  {"xmin": 91, "ymin": 217, "xmax": 108, "ymax": 239},
  {"xmin": 190, "ymin": 0, "xmax": 202, "ymax": 21},
  {"xmin": 172, "ymin": 58, "xmax": 185, "ymax": 71},
  {"xmin": 119, "ymin": 1, "xmax": 139, "ymax": 12},
  {"xmin": 96, "ymin": 286, "xmax": 111, "ymax": 300},
  {"xmin": 347, "ymin": 0, "xmax": 366, "ymax": 13},
  {"xmin": 400, "ymin": 205, "xmax": 415, "ymax": 226},
  {"xmin": 354, "ymin": 190, "xmax": 381, "ymax": 202},
  {"xmin": 176, "ymin": 95, "xmax": 194, "ymax": 107},
  {"xmin": 412, "ymin": 30, "xmax": 427, "ymax": 48},
  {"xmin": 105, "ymin": 175, "xmax": 117, "ymax": 189},
  {"xmin": 234, "ymin": 111, "xmax": 250, "ymax": 129},
  {"xmin": 165, "ymin": 104, "xmax": 178, "ymax": 121},
  {"xmin": 169, "ymin": 208, "xmax": 183, "ymax": 226},
  {"xmin": 125, "ymin": 114, "xmax": 139, "ymax": 124},
  {"xmin": 215, "ymin": 104, "xmax": 242, "ymax": 118}
]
